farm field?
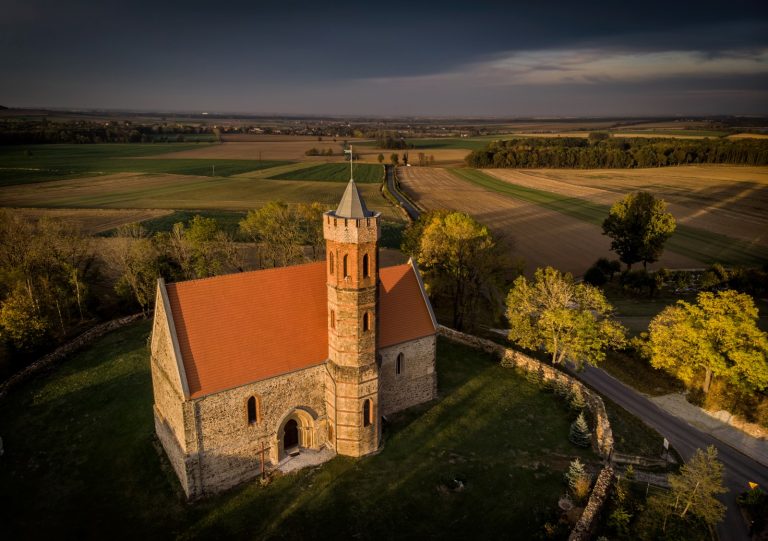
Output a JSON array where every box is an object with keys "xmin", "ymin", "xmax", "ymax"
[
  {"xmin": 0, "ymin": 143, "xmax": 288, "ymax": 186},
  {"xmin": 147, "ymin": 139, "xmax": 351, "ymax": 161},
  {"xmin": 484, "ymin": 166, "xmax": 768, "ymax": 249},
  {"xmin": 267, "ymin": 162, "xmax": 384, "ymax": 183},
  {"xmin": 449, "ymin": 168, "xmax": 768, "ymax": 267},
  {"xmin": 397, "ymin": 167, "xmax": 698, "ymax": 276},
  {"xmin": 0, "ymin": 323, "xmax": 596, "ymax": 540},
  {"xmin": 0, "ymin": 171, "xmax": 399, "ymax": 219},
  {"xmin": 6, "ymin": 207, "xmax": 174, "ymax": 234}
]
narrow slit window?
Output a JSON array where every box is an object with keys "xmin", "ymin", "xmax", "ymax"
[
  {"xmin": 330, "ymin": 310, "xmax": 336, "ymax": 329},
  {"xmin": 363, "ymin": 399, "xmax": 372, "ymax": 427},
  {"xmin": 363, "ymin": 312, "xmax": 370, "ymax": 332},
  {"xmin": 343, "ymin": 254, "xmax": 349, "ymax": 278},
  {"xmin": 247, "ymin": 395, "xmax": 262, "ymax": 424},
  {"xmin": 329, "ymin": 252, "xmax": 335, "ymax": 275},
  {"xmin": 362, "ymin": 254, "xmax": 369, "ymax": 278},
  {"xmin": 396, "ymin": 353, "xmax": 404, "ymax": 375}
]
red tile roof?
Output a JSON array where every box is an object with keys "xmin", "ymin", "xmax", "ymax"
[
  {"xmin": 164, "ymin": 261, "xmax": 435, "ymax": 398},
  {"xmin": 378, "ymin": 264, "xmax": 436, "ymax": 348}
]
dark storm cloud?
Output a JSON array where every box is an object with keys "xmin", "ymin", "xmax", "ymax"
[{"xmin": 1, "ymin": 0, "xmax": 767, "ymax": 114}]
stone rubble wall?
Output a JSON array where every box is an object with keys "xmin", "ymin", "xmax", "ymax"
[
  {"xmin": 379, "ymin": 335, "xmax": 437, "ymax": 416},
  {"xmin": 436, "ymin": 325, "xmax": 615, "ymax": 541},
  {"xmin": 0, "ymin": 313, "xmax": 144, "ymax": 401}
]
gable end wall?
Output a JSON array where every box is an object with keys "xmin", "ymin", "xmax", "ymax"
[{"xmin": 379, "ymin": 334, "xmax": 437, "ymax": 416}]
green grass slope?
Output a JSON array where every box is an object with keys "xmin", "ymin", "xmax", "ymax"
[{"xmin": 0, "ymin": 323, "xmax": 596, "ymax": 540}]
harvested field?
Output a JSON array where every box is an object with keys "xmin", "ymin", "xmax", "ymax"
[
  {"xmin": 397, "ymin": 167, "xmax": 700, "ymax": 276},
  {"xmin": 0, "ymin": 172, "xmax": 399, "ymax": 219},
  {"xmin": 728, "ymin": 133, "xmax": 768, "ymax": 140},
  {"xmin": 5, "ymin": 208, "xmax": 173, "ymax": 234},
  {"xmin": 485, "ymin": 167, "xmax": 768, "ymax": 249},
  {"xmin": 357, "ymin": 148, "xmax": 470, "ymax": 166},
  {"xmin": 147, "ymin": 141, "xmax": 351, "ymax": 161}
]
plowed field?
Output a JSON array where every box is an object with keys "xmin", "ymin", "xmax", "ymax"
[{"xmin": 397, "ymin": 167, "xmax": 699, "ymax": 276}]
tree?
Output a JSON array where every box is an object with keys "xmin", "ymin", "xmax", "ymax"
[
  {"xmin": 569, "ymin": 412, "xmax": 591, "ymax": 447},
  {"xmin": 648, "ymin": 290, "xmax": 768, "ymax": 394},
  {"xmin": 506, "ymin": 267, "xmax": 626, "ymax": 368},
  {"xmin": 410, "ymin": 211, "xmax": 508, "ymax": 331},
  {"xmin": 390, "ymin": 152, "xmax": 399, "ymax": 165},
  {"xmin": 0, "ymin": 287, "xmax": 49, "ymax": 352},
  {"xmin": 168, "ymin": 215, "xmax": 237, "ymax": 279},
  {"xmin": 109, "ymin": 223, "xmax": 166, "ymax": 315},
  {"xmin": 669, "ymin": 446, "xmax": 727, "ymax": 525},
  {"xmin": 240, "ymin": 202, "xmax": 303, "ymax": 268},
  {"xmin": 602, "ymin": 192, "xmax": 676, "ymax": 270},
  {"xmin": 377, "ymin": 153, "xmax": 384, "ymax": 164}
]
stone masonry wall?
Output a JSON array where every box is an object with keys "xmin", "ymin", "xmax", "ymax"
[
  {"xmin": 379, "ymin": 335, "xmax": 437, "ymax": 416},
  {"xmin": 436, "ymin": 326, "xmax": 614, "ymax": 541},
  {"xmin": 190, "ymin": 363, "xmax": 328, "ymax": 496}
]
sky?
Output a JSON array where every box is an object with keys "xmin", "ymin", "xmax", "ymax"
[{"xmin": 1, "ymin": 0, "xmax": 767, "ymax": 117}]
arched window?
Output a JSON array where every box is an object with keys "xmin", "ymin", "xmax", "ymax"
[
  {"xmin": 363, "ymin": 399, "xmax": 372, "ymax": 427},
  {"xmin": 396, "ymin": 352, "xmax": 404, "ymax": 375},
  {"xmin": 362, "ymin": 312, "xmax": 370, "ymax": 332},
  {"xmin": 329, "ymin": 252, "xmax": 335, "ymax": 275},
  {"xmin": 247, "ymin": 395, "xmax": 262, "ymax": 425},
  {"xmin": 330, "ymin": 310, "xmax": 336, "ymax": 329},
  {"xmin": 362, "ymin": 253, "xmax": 369, "ymax": 278},
  {"xmin": 343, "ymin": 254, "xmax": 349, "ymax": 278}
]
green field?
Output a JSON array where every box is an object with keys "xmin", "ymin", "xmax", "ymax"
[
  {"xmin": 0, "ymin": 144, "xmax": 289, "ymax": 186},
  {"xmin": 450, "ymin": 168, "xmax": 768, "ymax": 267},
  {"xmin": 0, "ymin": 323, "xmax": 597, "ymax": 539},
  {"xmin": 100, "ymin": 209, "xmax": 248, "ymax": 237},
  {"xmin": 268, "ymin": 162, "xmax": 384, "ymax": 183}
]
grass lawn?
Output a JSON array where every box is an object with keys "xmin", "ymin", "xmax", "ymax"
[
  {"xmin": 0, "ymin": 144, "xmax": 289, "ymax": 186},
  {"xmin": 268, "ymin": 162, "xmax": 384, "ymax": 183},
  {"xmin": 449, "ymin": 168, "xmax": 768, "ymax": 267},
  {"xmin": 0, "ymin": 323, "xmax": 597, "ymax": 540}
]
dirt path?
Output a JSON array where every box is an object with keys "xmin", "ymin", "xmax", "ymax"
[{"xmin": 397, "ymin": 167, "xmax": 698, "ymax": 276}]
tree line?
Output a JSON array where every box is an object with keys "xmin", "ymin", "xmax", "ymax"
[
  {"xmin": 465, "ymin": 136, "xmax": 768, "ymax": 168},
  {"xmin": 0, "ymin": 203, "xmax": 327, "ymax": 372},
  {"xmin": 0, "ymin": 119, "xmax": 212, "ymax": 145}
]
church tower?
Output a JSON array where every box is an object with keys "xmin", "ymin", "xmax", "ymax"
[{"xmin": 323, "ymin": 173, "xmax": 381, "ymax": 457}]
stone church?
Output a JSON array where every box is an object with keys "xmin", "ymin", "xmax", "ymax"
[{"xmin": 150, "ymin": 178, "xmax": 438, "ymax": 498}]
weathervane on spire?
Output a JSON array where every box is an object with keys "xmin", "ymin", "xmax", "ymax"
[{"xmin": 344, "ymin": 145, "xmax": 354, "ymax": 182}]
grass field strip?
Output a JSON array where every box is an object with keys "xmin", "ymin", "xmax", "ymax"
[{"xmin": 450, "ymin": 168, "xmax": 768, "ymax": 266}]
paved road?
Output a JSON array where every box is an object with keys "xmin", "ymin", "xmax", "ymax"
[
  {"xmin": 576, "ymin": 365, "xmax": 767, "ymax": 540},
  {"xmin": 385, "ymin": 165, "xmax": 420, "ymax": 221}
]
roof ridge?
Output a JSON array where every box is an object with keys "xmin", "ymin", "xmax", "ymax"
[{"xmin": 167, "ymin": 260, "xmax": 326, "ymax": 288}]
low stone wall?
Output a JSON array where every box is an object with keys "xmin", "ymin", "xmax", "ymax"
[
  {"xmin": 0, "ymin": 313, "xmax": 144, "ymax": 400},
  {"xmin": 436, "ymin": 325, "xmax": 614, "ymax": 541},
  {"xmin": 569, "ymin": 466, "xmax": 614, "ymax": 541}
]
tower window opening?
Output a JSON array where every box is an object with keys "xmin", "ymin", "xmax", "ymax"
[
  {"xmin": 362, "ymin": 254, "xmax": 369, "ymax": 278},
  {"xmin": 363, "ymin": 399, "xmax": 372, "ymax": 427},
  {"xmin": 329, "ymin": 252, "xmax": 335, "ymax": 275},
  {"xmin": 343, "ymin": 254, "xmax": 349, "ymax": 278},
  {"xmin": 396, "ymin": 353, "xmax": 404, "ymax": 375},
  {"xmin": 363, "ymin": 312, "xmax": 370, "ymax": 332},
  {"xmin": 330, "ymin": 310, "xmax": 336, "ymax": 329}
]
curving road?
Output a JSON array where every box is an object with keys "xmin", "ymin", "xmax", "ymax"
[
  {"xmin": 386, "ymin": 165, "xmax": 420, "ymax": 221},
  {"xmin": 575, "ymin": 365, "xmax": 766, "ymax": 540}
]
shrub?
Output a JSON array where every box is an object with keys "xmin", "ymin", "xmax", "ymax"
[
  {"xmin": 570, "ymin": 386, "xmax": 587, "ymax": 411},
  {"xmin": 584, "ymin": 265, "xmax": 607, "ymax": 286}
]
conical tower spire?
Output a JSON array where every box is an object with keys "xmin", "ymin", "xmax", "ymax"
[{"xmin": 335, "ymin": 145, "xmax": 372, "ymax": 218}]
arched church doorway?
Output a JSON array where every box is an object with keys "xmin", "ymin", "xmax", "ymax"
[{"xmin": 284, "ymin": 419, "xmax": 299, "ymax": 450}]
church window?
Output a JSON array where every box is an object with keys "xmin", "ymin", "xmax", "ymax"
[
  {"xmin": 362, "ymin": 312, "xmax": 370, "ymax": 332},
  {"xmin": 362, "ymin": 254, "xmax": 369, "ymax": 278},
  {"xmin": 363, "ymin": 399, "xmax": 373, "ymax": 427},
  {"xmin": 329, "ymin": 252, "xmax": 335, "ymax": 275},
  {"xmin": 343, "ymin": 254, "xmax": 349, "ymax": 278},
  {"xmin": 330, "ymin": 310, "xmax": 336, "ymax": 329},
  {"xmin": 396, "ymin": 353, "xmax": 404, "ymax": 375},
  {"xmin": 247, "ymin": 395, "xmax": 262, "ymax": 425}
]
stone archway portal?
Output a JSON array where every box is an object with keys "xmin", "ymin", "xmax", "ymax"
[{"xmin": 284, "ymin": 419, "xmax": 299, "ymax": 450}]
